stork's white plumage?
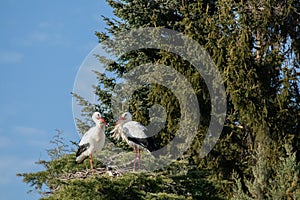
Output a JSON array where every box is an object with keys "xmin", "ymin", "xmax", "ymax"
[
  {"xmin": 111, "ymin": 112, "xmax": 156, "ymax": 170},
  {"xmin": 75, "ymin": 112, "xmax": 106, "ymax": 170}
]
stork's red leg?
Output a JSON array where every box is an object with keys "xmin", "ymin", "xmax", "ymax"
[
  {"xmin": 138, "ymin": 149, "xmax": 141, "ymax": 170},
  {"xmin": 133, "ymin": 146, "xmax": 138, "ymax": 171},
  {"xmin": 89, "ymin": 154, "xmax": 94, "ymax": 170}
]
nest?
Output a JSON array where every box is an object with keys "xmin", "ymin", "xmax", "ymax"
[{"xmin": 58, "ymin": 166, "xmax": 135, "ymax": 181}]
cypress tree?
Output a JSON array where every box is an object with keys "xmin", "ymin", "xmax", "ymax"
[{"xmin": 19, "ymin": 0, "xmax": 300, "ymax": 199}]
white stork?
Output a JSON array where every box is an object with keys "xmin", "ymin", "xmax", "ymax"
[
  {"xmin": 75, "ymin": 112, "xmax": 106, "ymax": 170},
  {"xmin": 111, "ymin": 112, "xmax": 156, "ymax": 170}
]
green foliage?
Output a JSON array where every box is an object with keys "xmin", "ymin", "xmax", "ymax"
[
  {"xmin": 41, "ymin": 167, "xmax": 222, "ymax": 200},
  {"xmin": 232, "ymin": 144, "xmax": 300, "ymax": 200}
]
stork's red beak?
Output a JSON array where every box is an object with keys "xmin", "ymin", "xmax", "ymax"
[
  {"xmin": 115, "ymin": 116, "xmax": 125, "ymax": 125},
  {"xmin": 98, "ymin": 117, "xmax": 107, "ymax": 126}
]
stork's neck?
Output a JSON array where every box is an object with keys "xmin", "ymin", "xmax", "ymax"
[
  {"xmin": 121, "ymin": 119, "xmax": 131, "ymax": 124},
  {"xmin": 96, "ymin": 123, "xmax": 105, "ymax": 129}
]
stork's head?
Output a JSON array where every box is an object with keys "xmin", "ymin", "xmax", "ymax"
[
  {"xmin": 116, "ymin": 112, "xmax": 132, "ymax": 124},
  {"xmin": 92, "ymin": 112, "xmax": 107, "ymax": 126}
]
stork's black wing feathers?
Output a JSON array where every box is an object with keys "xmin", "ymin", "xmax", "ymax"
[
  {"xmin": 76, "ymin": 143, "xmax": 90, "ymax": 157},
  {"xmin": 127, "ymin": 136, "xmax": 157, "ymax": 152}
]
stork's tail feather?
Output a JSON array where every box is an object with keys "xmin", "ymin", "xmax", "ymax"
[
  {"xmin": 76, "ymin": 143, "xmax": 90, "ymax": 157},
  {"xmin": 75, "ymin": 143, "xmax": 90, "ymax": 164},
  {"xmin": 75, "ymin": 155, "xmax": 88, "ymax": 164}
]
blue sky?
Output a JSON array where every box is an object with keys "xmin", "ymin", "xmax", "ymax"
[{"xmin": 0, "ymin": 1, "xmax": 113, "ymax": 199}]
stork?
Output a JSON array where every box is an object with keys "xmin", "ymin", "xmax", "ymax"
[
  {"xmin": 111, "ymin": 112, "xmax": 156, "ymax": 170},
  {"xmin": 75, "ymin": 112, "xmax": 106, "ymax": 170}
]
